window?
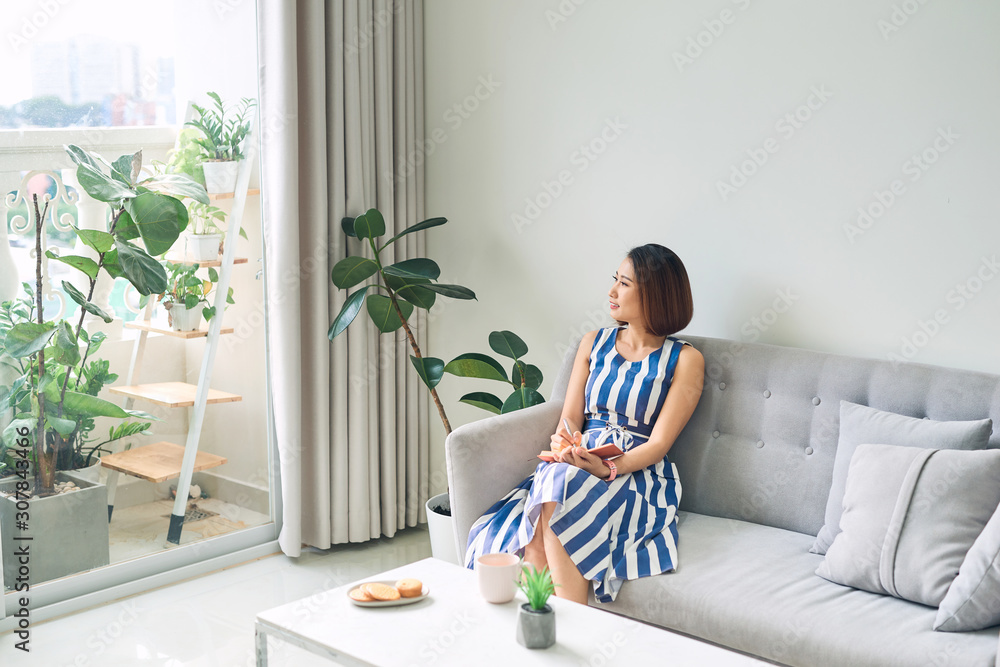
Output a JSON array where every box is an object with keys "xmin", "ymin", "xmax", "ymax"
[{"xmin": 1, "ymin": 0, "xmax": 275, "ymax": 615}]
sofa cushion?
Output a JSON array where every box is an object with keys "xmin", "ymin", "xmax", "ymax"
[
  {"xmin": 600, "ymin": 512, "xmax": 999, "ymax": 667},
  {"xmin": 936, "ymin": 500, "xmax": 1000, "ymax": 632},
  {"xmin": 816, "ymin": 445, "xmax": 1000, "ymax": 607},
  {"xmin": 811, "ymin": 401, "xmax": 993, "ymax": 555}
]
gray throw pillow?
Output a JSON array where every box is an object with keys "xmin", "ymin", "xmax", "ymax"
[
  {"xmin": 934, "ymin": 501, "xmax": 1000, "ymax": 631},
  {"xmin": 816, "ymin": 444, "xmax": 1000, "ymax": 608},
  {"xmin": 810, "ymin": 402, "xmax": 993, "ymax": 555}
]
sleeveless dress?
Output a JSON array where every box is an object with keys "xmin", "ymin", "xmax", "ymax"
[{"xmin": 464, "ymin": 327, "xmax": 690, "ymax": 603}]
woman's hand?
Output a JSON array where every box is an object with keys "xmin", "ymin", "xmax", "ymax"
[
  {"xmin": 550, "ymin": 423, "xmax": 581, "ymax": 454},
  {"xmin": 558, "ymin": 446, "xmax": 609, "ymax": 478}
]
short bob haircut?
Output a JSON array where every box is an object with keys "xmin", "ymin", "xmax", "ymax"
[{"xmin": 613, "ymin": 244, "xmax": 693, "ymax": 337}]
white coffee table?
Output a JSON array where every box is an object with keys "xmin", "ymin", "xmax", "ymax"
[{"xmin": 255, "ymin": 557, "xmax": 769, "ymax": 666}]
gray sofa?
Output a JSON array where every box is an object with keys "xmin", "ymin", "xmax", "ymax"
[{"xmin": 445, "ymin": 335, "xmax": 1000, "ymax": 666}]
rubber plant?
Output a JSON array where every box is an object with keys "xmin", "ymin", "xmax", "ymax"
[
  {"xmin": 328, "ymin": 209, "xmax": 545, "ymax": 434},
  {"xmin": 0, "ymin": 144, "xmax": 205, "ymax": 495}
]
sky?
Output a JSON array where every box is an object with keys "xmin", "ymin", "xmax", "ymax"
[{"xmin": 1, "ymin": 0, "xmax": 178, "ymax": 106}]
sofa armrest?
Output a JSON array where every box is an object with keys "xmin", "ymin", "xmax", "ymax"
[{"xmin": 445, "ymin": 400, "xmax": 563, "ymax": 563}]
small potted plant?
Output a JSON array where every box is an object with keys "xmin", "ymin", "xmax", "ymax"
[
  {"xmin": 515, "ymin": 563, "xmax": 557, "ymax": 649},
  {"xmin": 185, "ymin": 92, "xmax": 256, "ymax": 194},
  {"xmin": 161, "ymin": 262, "xmax": 211, "ymax": 331},
  {"xmin": 185, "ymin": 201, "xmax": 226, "ymax": 261},
  {"xmin": 183, "ymin": 200, "xmax": 250, "ymax": 262}
]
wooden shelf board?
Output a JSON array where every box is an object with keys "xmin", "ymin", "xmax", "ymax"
[
  {"xmin": 125, "ymin": 321, "xmax": 234, "ymax": 338},
  {"xmin": 109, "ymin": 382, "xmax": 242, "ymax": 408},
  {"xmin": 101, "ymin": 441, "xmax": 227, "ymax": 483},
  {"xmin": 208, "ymin": 189, "xmax": 260, "ymax": 200}
]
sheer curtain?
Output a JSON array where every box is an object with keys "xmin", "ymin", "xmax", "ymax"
[{"xmin": 257, "ymin": 0, "xmax": 429, "ymax": 556}]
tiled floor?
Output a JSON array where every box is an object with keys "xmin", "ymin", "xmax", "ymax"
[{"xmin": 1, "ymin": 526, "xmax": 432, "ymax": 666}]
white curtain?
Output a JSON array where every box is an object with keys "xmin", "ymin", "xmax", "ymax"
[{"xmin": 257, "ymin": 0, "xmax": 429, "ymax": 556}]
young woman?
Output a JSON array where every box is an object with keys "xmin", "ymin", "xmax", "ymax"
[{"xmin": 465, "ymin": 244, "xmax": 705, "ymax": 604}]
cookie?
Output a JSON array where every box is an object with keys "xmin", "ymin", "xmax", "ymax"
[
  {"xmin": 395, "ymin": 578, "xmax": 423, "ymax": 598},
  {"xmin": 361, "ymin": 582, "xmax": 401, "ymax": 601},
  {"xmin": 349, "ymin": 587, "xmax": 374, "ymax": 602}
]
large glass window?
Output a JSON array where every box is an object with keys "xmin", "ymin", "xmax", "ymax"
[{"xmin": 1, "ymin": 0, "xmax": 274, "ymax": 606}]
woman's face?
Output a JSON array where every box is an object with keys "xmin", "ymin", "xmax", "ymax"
[{"xmin": 609, "ymin": 258, "xmax": 642, "ymax": 325}]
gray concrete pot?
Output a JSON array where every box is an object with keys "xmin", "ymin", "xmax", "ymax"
[
  {"xmin": 0, "ymin": 472, "xmax": 110, "ymax": 589},
  {"xmin": 516, "ymin": 603, "xmax": 555, "ymax": 649}
]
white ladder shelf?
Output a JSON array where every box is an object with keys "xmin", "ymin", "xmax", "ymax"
[{"xmin": 103, "ymin": 111, "xmax": 258, "ymax": 545}]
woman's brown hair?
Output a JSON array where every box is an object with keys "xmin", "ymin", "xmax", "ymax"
[{"xmin": 615, "ymin": 244, "xmax": 693, "ymax": 337}]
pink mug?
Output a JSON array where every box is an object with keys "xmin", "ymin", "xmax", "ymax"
[{"xmin": 476, "ymin": 553, "xmax": 521, "ymax": 603}]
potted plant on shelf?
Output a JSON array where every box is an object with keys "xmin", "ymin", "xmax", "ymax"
[
  {"xmin": 185, "ymin": 92, "xmax": 256, "ymax": 194},
  {"xmin": 0, "ymin": 144, "xmax": 197, "ymax": 585},
  {"xmin": 183, "ymin": 200, "xmax": 250, "ymax": 262},
  {"xmin": 185, "ymin": 202, "xmax": 225, "ymax": 262},
  {"xmin": 328, "ymin": 208, "xmax": 545, "ymax": 563},
  {"xmin": 158, "ymin": 261, "xmax": 232, "ymax": 332},
  {"xmin": 515, "ymin": 563, "xmax": 557, "ymax": 649}
]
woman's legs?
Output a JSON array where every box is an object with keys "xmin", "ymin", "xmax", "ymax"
[
  {"xmin": 533, "ymin": 501, "xmax": 589, "ymax": 604},
  {"xmin": 522, "ymin": 517, "xmax": 548, "ymax": 572}
]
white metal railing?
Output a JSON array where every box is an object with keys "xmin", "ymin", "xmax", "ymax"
[{"xmin": 2, "ymin": 169, "xmax": 80, "ymax": 320}]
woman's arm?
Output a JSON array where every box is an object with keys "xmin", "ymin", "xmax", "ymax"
[
  {"xmin": 549, "ymin": 330, "xmax": 599, "ymax": 451},
  {"xmin": 562, "ymin": 345, "xmax": 705, "ymax": 478}
]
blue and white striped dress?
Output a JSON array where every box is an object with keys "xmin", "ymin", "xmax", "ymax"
[{"xmin": 465, "ymin": 327, "xmax": 690, "ymax": 602}]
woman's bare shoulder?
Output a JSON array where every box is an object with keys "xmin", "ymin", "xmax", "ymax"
[
  {"xmin": 676, "ymin": 344, "xmax": 705, "ymax": 373},
  {"xmin": 578, "ymin": 329, "xmax": 602, "ymax": 352}
]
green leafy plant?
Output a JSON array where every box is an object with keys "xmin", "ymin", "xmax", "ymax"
[
  {"xmin": 517, "ymin": 563, "xmax": 557, "ymax": 611},
  {"xmin": 444, "ymin": 331, "xmax": 544, "ymax": 415},
  {"xmin": 328, "ymin": 209, "xmax": 475, "ymax": 434},
  {"xmin": 0, "ymin": 142, "xmax": 199, "ymax": 495},
  {"xmin": 328, "ymin": 209, "xmax": 545, "ymax": 433},
  {"xmin": 158, "ymin": 261, "xmax": 232, "ymax": 323},
  {"xmin": 186, "ymin": 200, "xmax": 249, "ymax": 253},
  {"xmin": 188, "ymin": 202, "xmax": 227, "ymax": 235},
  {"xmin": 165, "ymin": 127, "xmax": 206, "ymax": 185},
  {"xmin": 185, "ymin": 93, "xmax": 257, "ymax": 162}
]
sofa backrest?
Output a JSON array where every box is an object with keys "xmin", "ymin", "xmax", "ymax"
[{"xmin": 550, "ymin": 334, "xmax": 1000, "ymax": 536}]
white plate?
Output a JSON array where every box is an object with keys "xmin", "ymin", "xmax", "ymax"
[{"xmin": 347, "ymin": 580, "xmax": 430, "ymax": 608}]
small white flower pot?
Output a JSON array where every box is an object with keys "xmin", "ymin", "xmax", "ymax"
[
  {"xmin": 201, "ymin": 160, "xmax": 240, "ymax": 194},
  {"xmin": 166, "ymin": 303, "xmax": 202, "ymax": 332},
  {"xmin": 426, "ymin": 492, "xmax": 461, "ymax": 565},
  {"xmin": 186, "ymin": 234, "xmax": 222, "ymax": 262}
]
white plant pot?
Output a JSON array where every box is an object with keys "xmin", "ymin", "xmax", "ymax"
[
  {"xmin": 426, "ymin": 492, "xmax": 461, "ymax": 565},
  {"xmin": 166, "ymin": 303, "xmax": 202, "ymax": 332},
  {"xmin": 201, "ymin": 160, "xmax": 240, "ymax": 194},
  {"xmin": 186, "ymin": 234, "xmax": 222, "ymax": 262}
]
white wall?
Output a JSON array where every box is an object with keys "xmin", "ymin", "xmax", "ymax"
[{"xmin": 423, "ymin": 0, "xmax": 1000, "ymax": 492}]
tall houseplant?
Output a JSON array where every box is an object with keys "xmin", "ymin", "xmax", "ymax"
[
  {"xmin": 0, "ymin": 144, "xmax": 205, "ymax": 495},
  {"xmin": 185, "ymin": 92, "xmax": 256, "ymax": 194},
  {"xmin": 328, "ymin": 208, "xmax": 546, "ymax": 564},
  {"xmin": 328, "ymin": 208, "xmax": 545, "ymax": 434}
]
